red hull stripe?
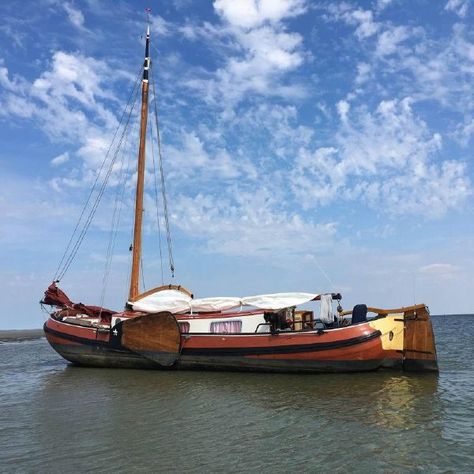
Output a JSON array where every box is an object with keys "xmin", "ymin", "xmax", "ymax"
[
  {"xmin": 181, "ymin": 331, "xmax": 381, "ymax": 356},
  {"xmin": 44, "ymin": 323, "xmax": 116, "ymax": 349},
  {"xmin": 45, "ymin": 322, "xmax": 381, "ymax": 357}
]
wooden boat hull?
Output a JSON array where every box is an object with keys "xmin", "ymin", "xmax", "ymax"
[{"xmin": 44, "ymin": 309, "xmax": 438, "ymax": 373}]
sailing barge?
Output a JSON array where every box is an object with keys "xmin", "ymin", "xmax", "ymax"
[{"xmin": 42, "ymin": 25, "xmax": 438, "ymax": 373}]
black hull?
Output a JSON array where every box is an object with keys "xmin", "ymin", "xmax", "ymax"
[{"xmin": 48, "ymin": 341, "xmax": 386, "ymax": 373}]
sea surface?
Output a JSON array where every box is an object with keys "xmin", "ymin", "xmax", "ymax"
[{"xmin": 0, "ymin": 315, "xmax": 473, "ymax": 473}]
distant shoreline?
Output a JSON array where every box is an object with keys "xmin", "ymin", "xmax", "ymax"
[
  {"xmin": 432, "ymin": 313, "xmax": 474, "ymax": 317},
  {"xmin": 0, "ymin": 329, "xmax": 44, "ymax": 342}
]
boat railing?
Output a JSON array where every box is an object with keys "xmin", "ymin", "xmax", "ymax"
[
  {"xmin": 255, "ymin": 311, "xmax": 326, "ymax": 333},
  {"xmin": 338, "ymin": 303, "xmax": 427, "ymax": 317}
]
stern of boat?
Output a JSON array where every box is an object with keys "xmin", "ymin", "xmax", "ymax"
[{"xmin": 368, "ymin": 304, "xmax": 438, "ymax": 372}]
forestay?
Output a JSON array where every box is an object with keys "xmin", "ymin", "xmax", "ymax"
[{"xmin": 129, "ymin": 291, "xmax": 320, "ymax": 314}]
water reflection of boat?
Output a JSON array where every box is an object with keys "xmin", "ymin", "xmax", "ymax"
[
  {"xmin": 41, "ymin": 22, "xmax": 438, "ymax": 374},
  {"xmin": 37, "ymin": 367, "xmax": 438, "ymax": 432},
  {"xmin": 29, "ymin": 362, "xmax": 442, "ymax": 473}
]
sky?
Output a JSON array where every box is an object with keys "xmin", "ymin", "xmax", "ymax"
[{"xmin": 1, "ymin": 0, "xmax": 473, "ymax": 329}]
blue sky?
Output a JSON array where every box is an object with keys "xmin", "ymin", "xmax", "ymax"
[{"xmin": 1, "ymin": 0, "xmax": 473, "ymax": 329}]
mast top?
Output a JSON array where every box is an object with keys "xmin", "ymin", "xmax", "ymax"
[
  {"xmin": 143, "ymin": 20, "xmax": 151, "ymax": 83},
  {"xmin": 145, "ymin": 7, "xmax": 151, "ymax": 39}
]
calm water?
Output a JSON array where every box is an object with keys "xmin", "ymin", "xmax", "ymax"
[{"xmin": 0, "ymin": 316, "xmax": 473, "ymax": 473}]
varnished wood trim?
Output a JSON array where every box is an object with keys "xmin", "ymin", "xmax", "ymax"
[
  {"xmin": 340, "ymin": 303, "xmax": 428, "ymax": 316},
  {"xmin": 129, "ymin": 284, "xmax": 193, "ymax": 302}
]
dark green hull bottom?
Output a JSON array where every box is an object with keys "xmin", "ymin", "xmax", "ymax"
[{"xmin": 48, "ymin": 341, "xmax": 413, "ymax": 373}]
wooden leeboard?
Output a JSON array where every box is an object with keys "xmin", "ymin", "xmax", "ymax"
[
  {"xmin": 121, "ymin": 312, "xmax": 181, "ymax": 367},
  {"xmin": 403, "ymin": 306, "xmax": 438, "ymax": 371}
]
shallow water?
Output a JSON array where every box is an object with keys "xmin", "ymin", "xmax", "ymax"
[{"xmin": 0, "ymin": 316, "xmax": 473, "ymax": 473}]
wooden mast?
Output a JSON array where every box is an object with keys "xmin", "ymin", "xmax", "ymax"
[{"xmin": 129, "ymin": 25, "xmax": 151, "ymax": 300}]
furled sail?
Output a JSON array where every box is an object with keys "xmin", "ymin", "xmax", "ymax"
[
  {"xmin": 129, "ymin": 291, "xmax": 320, "ymax": 313},
  {"xmin": 129, "ymin": 289, "xmax": 192, "ymax": 314}
]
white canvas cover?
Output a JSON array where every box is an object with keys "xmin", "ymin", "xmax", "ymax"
[
  {"xmin": 129, "ymin": 290, "xmax": 321, "ymax": 314},
  {"xmin": 190, "ymin": 297, "xmax": 242, "ymax": 313},
  {"xmin": 241, "ymin": 293, "xmax": 319, "ymax": 310},
  {"xmin": 131, "ymin": 289, "xmax": 192, "ymax": 314}
]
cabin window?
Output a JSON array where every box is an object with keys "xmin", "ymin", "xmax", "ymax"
[
  {"xmin": 179, "ymin": 322, "xmax": 190, "ymax": 334},
  {"xmin": 210, "ymin": 320, "xmax": 242, "ymax": 334}
]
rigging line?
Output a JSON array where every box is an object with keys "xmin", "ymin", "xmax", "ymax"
[
  {"xmin": 312, "ymin": 254, "xmax": 334, "ymax": 290},
  {"xmin": 99, "ymin": 115, "xmax": 133, "ymax": 309},
  {"xmin": 126, "ymin": 224, "xmax": 134, "ymax": 299},
  {"xmin": 54, "ymin": 66, "xmax": 143, "ymax": 282},
  {"xmin": 58, "ymin": 86, "xmax": 139, "ymax": 282},
  {"xmin": 99, "ymin": 150, "xmax": 125, "ymax": 312},
  {"xmin": 58, "ymin": 108, "xmax": 136, "ymax": 282},
  {"xmin": 113, "ymin": 123, "xmax": 135, "ymax": 283},
  {"xmin": 57, "ymin": 76, "xmax": 142, "ymax": 281},
  {"xmin": 125, "ymin": 118, "xmax": 141, "ymax": 297},
  {"xmin": 149, "ymin": 114, "xmax": 165, "ymax": 285},
  {"xmin": 102, "ymin": 148, "xmax": 126, "ymax": 282},
  {"xmin": 150, "ymin": 63, "xmax": 175, "ymax": 277}
]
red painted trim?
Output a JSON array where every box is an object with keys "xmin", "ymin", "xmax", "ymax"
[{"xmin": 46, "ymin": 318, "xmax": 109, "ymax": 342}]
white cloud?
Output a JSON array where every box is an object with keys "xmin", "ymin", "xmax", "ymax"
[
  {"xmin": 325, "ymin": 5, "xmax": 380, "ymax": 40},
  {"xmin": 355, "ymin": 62, "xmax": 371, "ymax": 85},
  {"xmin": 63, "ymin": 2, "xmax": 85, "ymax": 28},
  {"xmin": 0, "ymin": 62, "xmax": 16, "ymax": 91},
  {"xmin": 444, "ymin": 0, "xmax": 469, "ymax": 17},
  {"xmin": 75, "ymin": 135, "xmax": 113, "ymax": 168},
  {"xmin": 351, "ymin": 9, "xmax": 380, "ymax": 39},
  {"xmin": 323, "ymin": 4, "xmax": 474, "ymax": 120},
  {"xmin": 172, "ymin": 188, "xmax": 337, "ymax": 260},
  {"xmin": 336, "ymin": 100, "xmax": 350, "ymax": 122},
  {"xmin": 0, "ymin": 48, "xmax": 138, "ymax": 200},
  {"xmin": 1, "ymin": 93, "xmax": 35, "ymax": 118},
  {"xmin": 166, "ymin": 131, "xmax": 253, "ymax": 181},
  {"xmin": 419, "ymin": 263, "xmax": 459, "ymax": 278},
  {"xmin": 21, "ymin": 51, "xmax": 120, "ymax": 150},
  {"xmin": 375, "ymin": 25, "xmax": 411, "ymax": 57},
  {"xmin": 454, "ymin": 117, "xmax": 474, "ymax": 146},
  {"xmin": 51, "ymin": 152, "xmax": 70, "ymax": 167},
  {"xmin": 0, "ymin": 62, "xmax": 34, "ymax": 118},
  {"xmin": 325, "ymin": 4, "xmax": 420, "ymax": 57},
  {"xmin": 291, "ymin": 98, "xmax": 471, "ymax": 217},
  {"xmin": 184, "ymin": 0, "xmax": 307, "ymax": 108},
  {"xmin": 226, "ymin": 103, "xmax": 313, "ymax": 157},
  {"xmin": 391, "ymin": 24, "xmax": 474, "ymax": 110},
  {"xmin": 376, "ymin": 0, "xmax": 394, "ymax": 12},
  {"xmin": 151, "ymin": 15, "xmax": 172, "ymax": 37},
  {"xmin": 214, "ymin": 0, "xmax": 307, "ymax": 29},
  {"xmin": 167, "ymin": 132, "xmax": 209, "ymax": 170},
  {"xmin": 32, "ymin": 51, "xmax": 115, "ymax": 111},
  {"xmin": 0, "ymin": 171, "xmax": 79, "ymax": 246}
]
